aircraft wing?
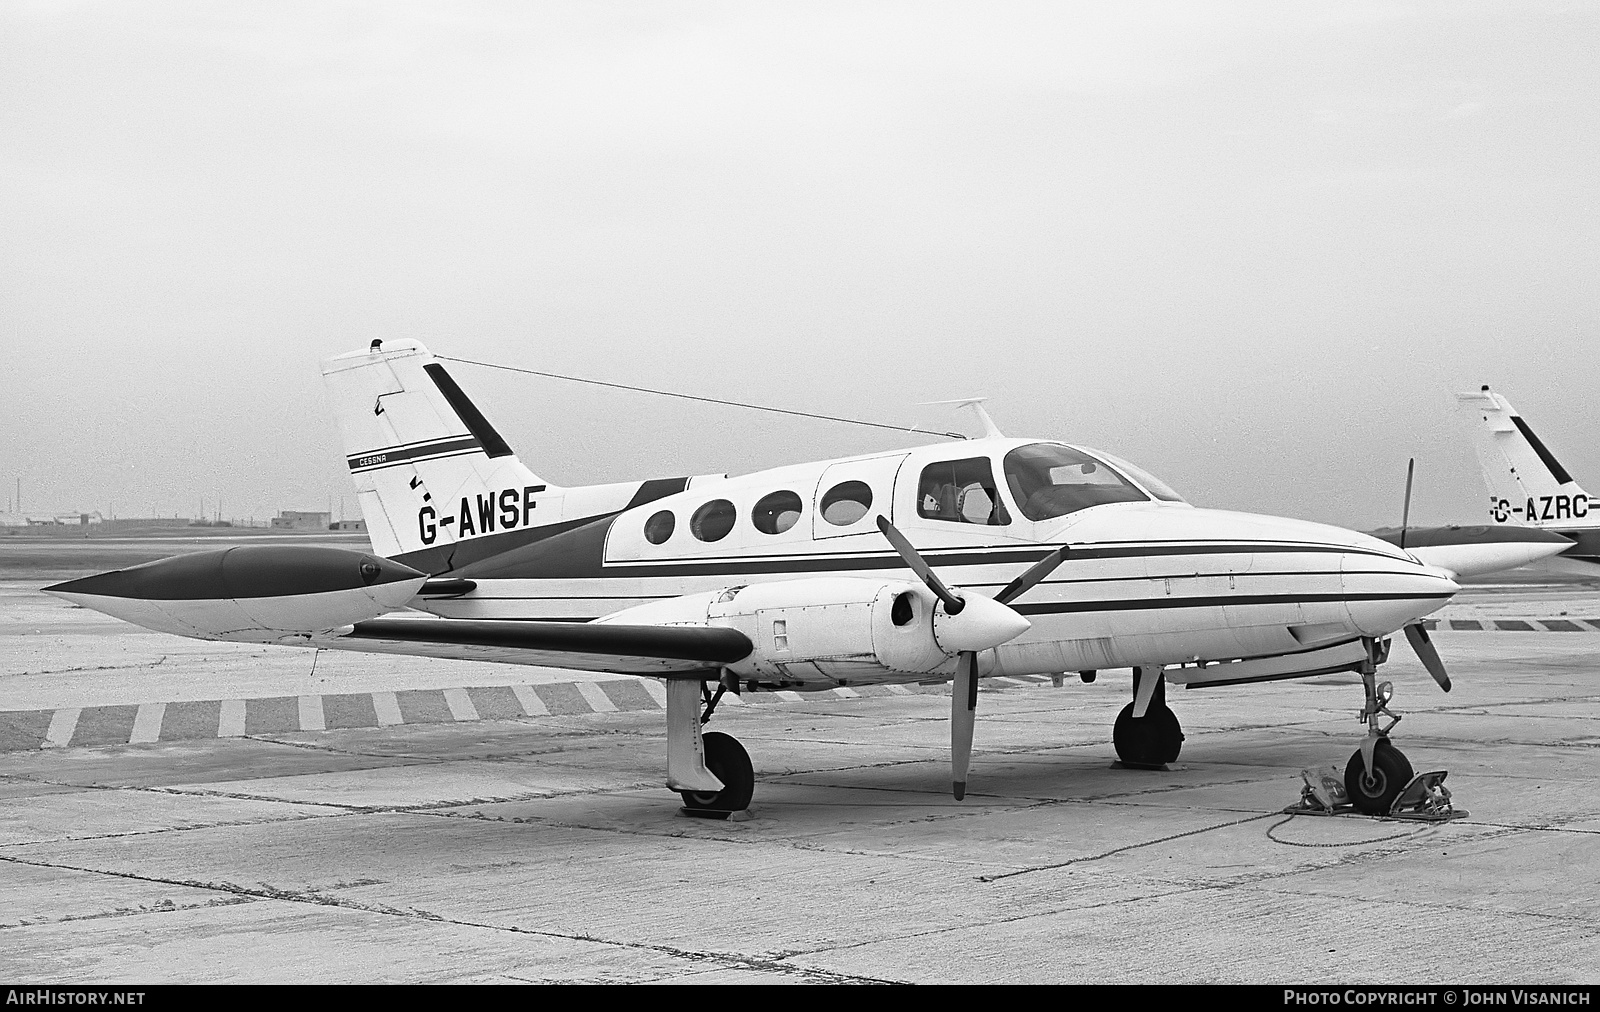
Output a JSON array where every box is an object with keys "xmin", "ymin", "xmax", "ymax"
[{"xmin": 318, "ymin": 616, "xmax": 753, "ymax": 676}]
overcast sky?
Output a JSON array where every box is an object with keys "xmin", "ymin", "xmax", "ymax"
[{"xmin": 4, "ymin": 2, "xmax": 1597, "ymax": 531}]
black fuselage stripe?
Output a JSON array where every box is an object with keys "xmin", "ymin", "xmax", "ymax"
[
  {"xmin": 582, "ymin": 544, "xmax": 1399, "ymax": 579},
  {"xmin": 429, "ymin": 590, "xmax": 1446, "ymax": 623},
  {"xmin": 450, "ymin": 567, "xmax": 1351, "ymax": 598},
  {"xmin": 1012, "ymin": 592, "xmax": 1451, "ymax": 616}
]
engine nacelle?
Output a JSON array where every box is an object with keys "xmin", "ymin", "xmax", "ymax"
[
  {"xmin": 598, "ymin": 577, "xmax": 1029, "ymax": 685},
  {"xmin": 43, "ymin": 546, "xmax": 427, "ymax": 643}
]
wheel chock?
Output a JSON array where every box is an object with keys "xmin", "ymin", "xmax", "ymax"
[
  {"xmin": 1386, "ymin": 771, "xmax": 1467, "ymax": 821},
  {"xmin": 1283, "ymin": 767, "xmax": 1466, "ymax": 822},
  {"xmin": 1283, "ymin": 766, "xmax": 1349, "ymax": 815}
]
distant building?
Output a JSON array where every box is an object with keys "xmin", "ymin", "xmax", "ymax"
[
  {"xmin": 104, "ymin": 517, "xmax": 196, "ymax": 530},
  {"xmin": 333, "ymin": 519, "xmax": 367, "ymax": 532},
  {"xmin": 270, "ymin": 510, "xmax": 332, "ymax": 531},
  {"xmin": 0, "ymin": 512, "xmax": 102, "ymax": 527}
]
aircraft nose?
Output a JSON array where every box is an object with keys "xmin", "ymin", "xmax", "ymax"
[{"xmin": 1340, "ymin": 550, "xmax": 1459, "ymax": 636}]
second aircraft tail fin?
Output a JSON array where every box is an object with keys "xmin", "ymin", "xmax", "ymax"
[{"xmin": 1455, "ymin": 387, "xmax": 1595, "ymax": 529}]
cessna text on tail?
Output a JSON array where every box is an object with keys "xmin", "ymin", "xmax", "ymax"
[
  {"xmin": 1458, "ymin": 386, "xmax": 1600, "ymax": 576},
  {"xmin": 49, "ymin": 340, "xmax": 1462, "ymax": 817}
]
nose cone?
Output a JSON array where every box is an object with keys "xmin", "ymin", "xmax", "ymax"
[
  {"xmin": 1110, "ymin": 506, "xmax": 1460, "ymax": 638},
  {"xmin": 1341, "ymin": 551, "xmax": 1460, "ymax": 636},
  {"xmin": 933, "ymin": 593, "xmax": 1032, "ymax": 653}
]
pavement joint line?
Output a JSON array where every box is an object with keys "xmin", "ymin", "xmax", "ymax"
[
  {"xmin": 767, "ymin": 880, "xmax": 1221, "ymax": 962},
  {"xmin": 0, "ymin": 852, "xmax": 896, "ymax": 984},
  {"xmin": 0, "ymin": 808, "xmax": 359, "ymax": 849},
  {"xmin": 3, "ymin": 894, "xmax": 254, "ymax": 930},
  {"xmin": 1231, "ymin": 876, "xmax": 1600, "ymax": 927}
]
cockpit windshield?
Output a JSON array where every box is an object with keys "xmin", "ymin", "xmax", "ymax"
[
  {"xmin": 1002, "ymin": 443, "xmax": 1149, "ymax": 521},
  {"xmin": 1089, "ymin": 450, "xmax": 1188, "ymax": 504}
]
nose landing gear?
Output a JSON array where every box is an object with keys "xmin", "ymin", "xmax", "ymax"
[
  {"xmin": 1345, "ymin": 638, "xmax": 1412, "ymax": 814},
  {"xmin": 1285, "ymin": 638, "xmax": 1464, "ymax": 821}
]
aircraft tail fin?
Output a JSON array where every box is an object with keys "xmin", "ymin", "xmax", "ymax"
[
  {"xmin": 321, "ymin": 340, "xmax": 557, "ymax": 560},
  {"xmin": 1455, "ymin": 387, "xmax": 1595, "ymax": 529}
]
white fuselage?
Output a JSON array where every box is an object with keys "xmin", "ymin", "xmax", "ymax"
[{"xmin": 417, "ymin": 438, "xmax": 1456, "ymax": 686}]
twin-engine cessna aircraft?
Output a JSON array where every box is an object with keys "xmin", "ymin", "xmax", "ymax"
[{"xmin": 49, "ymin": 340, "xmax": 1463, "ymax": 816}]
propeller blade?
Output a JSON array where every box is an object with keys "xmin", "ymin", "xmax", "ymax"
[
  {"xmin": 1403, "ymin": 622, "xmax": 1451, "ymax": 692},
  {"xmin": 994, "ymin": 546, "xmax": 1068, "ymax": 606},
  {"xmin": 951, "ymin": 650, "xmax": 977, "ymax": 800},
  {"xmin": 1400, "ymin": 457, "xmax": 1415, "ymax": 551},
  {"xmin": 876, "ymin": 515, "xmax": 964, "ymax": 614}
]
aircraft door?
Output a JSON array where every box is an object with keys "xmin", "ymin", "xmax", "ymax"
[{"xmin": 812, "ymin": 455, "xmax": 909, "ymax": 540}]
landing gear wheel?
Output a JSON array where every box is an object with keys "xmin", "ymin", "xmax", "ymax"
[
  {"xmin": 678, "ymin": 731, "xmax": 754, "ymax": 817},
  {"xmin": 1113, "ymin": 702, "xmax": 1184, "ymax": 767},
  {"xmin": 1344, "ymin": 739, "xmax": 1414, "ymax": 815}
]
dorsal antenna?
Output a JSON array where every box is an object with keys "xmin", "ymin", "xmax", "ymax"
[{"xmin": 921, "ymin": 397, "xmax": 1003, "ymax": 439}]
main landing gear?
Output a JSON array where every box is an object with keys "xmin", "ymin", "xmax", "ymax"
[
  {"xmin": 1345, "ymin": 637, "xmax": 1413, "ymax": 815},
  {"xmin": 664, "ymin": 675, "xmax": 754, "ymax": 818},
  {"xmin": 1113, "ymin": 665, "xmax": 1185, "ymax": 768}
]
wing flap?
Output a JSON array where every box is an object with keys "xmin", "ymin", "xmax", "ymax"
[{"xmin": 320, "ymin": 617, "xmax": 752, "ymax": 676}]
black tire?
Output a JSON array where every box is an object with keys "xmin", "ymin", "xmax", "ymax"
[
  {"xmin": 1344, "ymin": 740, "xmax": 1414, "ymax": 815},
  {"xmin": 679, "ymin": 731, "xmax": 755, "ymax": 814},
  {"xmin": 1113, "ymin": 702, "xmax": 1185, "ymax": 767}
]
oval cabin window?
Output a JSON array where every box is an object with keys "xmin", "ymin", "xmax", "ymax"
[
  {"xmin": 819, "ymin": 480, "xmax": 873, "ymax": 527},
  {"xmin": 752, "ymin": 490, "xmax": 803, "ymax": 535},
  {"xmin": 644, "ymin": 510, "xmax": 675, "ymax": 545},
  {"xmin": 690, "ymin": 499, "xmax": 738, "ymax": 542}
]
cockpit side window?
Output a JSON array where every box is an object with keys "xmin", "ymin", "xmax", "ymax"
[
  {"xmin": 1003, "ymin": 443, "xmax": 1148, "ymax": 521},
  {"xmin": 917, "ymin": 457, "xmax": 1011, "ymax": 526}
]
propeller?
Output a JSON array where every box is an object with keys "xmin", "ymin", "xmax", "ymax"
[
  {"xmin": 1394, "ymin": 458, "xmax": 1451, "ymax": 692},
  {"xmin": 876, "ymin": 515, "xmax": 1067, "ymax": 799},
  {"xmin": 1403, "ymin": 622, "xmax": 1451, "ymax": 693},
  {"xmin": 1400, "ymin": 457, "xmax": 1415, "ymax": 551}
]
